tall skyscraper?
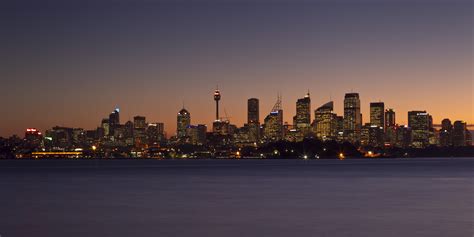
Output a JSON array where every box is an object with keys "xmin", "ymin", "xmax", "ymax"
[
  {"xmin": 370, "ymin": 102, "xmax": 384, "ymax": 129},
  {"xmin": 147, "ymin": 123, "xmax": 165, "ymax": 145},
  {"xmin": 314, "ymin": 101, "xmax": 337, "ymax": 140},
  {"xmin": 452, "ymin": 120, "xmax": 467, "ymax": 147},
  {"xmin": 177, "ymin": 108, "xmax": 191, "ymax": 138},
  {"xmin": 263, "ymin": 95, "xmax": 283, "ymax": 141},
  {"xmin": 133, "ymin": 116, "xmax": 147, "ymax": 129},
  {"xmin": 247, "ymin": 98, "xmax": 260, "ymax": 142},
  {"xmin": 343, "ymin": 93, "xmax": 362, "ymax": 143},
  {"xmin": 408, "ymin": 111, "xmax": 431, "ymax": 148},
  {"xmin": 247, "ymin": 98, "xmax": 260, "ymax": 124},
  {"xmin": 293, "ymin": 92, "xmax": 311, "ymax": 130},
  {"xmin": 385, "ymin": 109, "xmax": 396, "ymax": 128},
  {"xmin": 109, "ymin": 107, "xmax": 120, "ymax": 127},
  {"xmin": 439, "ymin": 118, "xmax": 453, "ymax": 147},
  {"xmin": 101, "ymin": 118, "xmax": 110, "ymax": 137},
  {"xmin": 214, "ymin": 87, "xmax": 221, "ymax": 121}
]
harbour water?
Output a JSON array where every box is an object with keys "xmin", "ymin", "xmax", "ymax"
[{"xmin": 0, "ymin": 158, "xmax": 472, "ymax": 237}]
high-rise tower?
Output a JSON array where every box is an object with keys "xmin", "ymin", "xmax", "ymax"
[
  {"xmin": 263, "ymin": 94, "xmax": 283, "ymax": 141},
  {"xmin": 385, "ymin": 109, "xmax": 396, "ymax": 128},
  {"xmin": 343, "ymin": 93, "xmax": 362, "ymax": 143},
  {"xmin": 247, "ymin": 98, "xmax": 260, "ymax": 124},
  {"xmin": 177, "ymin": 108, "xmax": 191, "ymax": 138},
  {"xmin": 109, "ymin": 107, "xmax": 120, "ymax": 126},
  {"xmin": 214, "ymin": 87, "xmax": 221, "ymax": 121},
  {"xmin": 314, "ymin": 101, "xmax": 337, "ymax": 140},
  {"xmin": 293, "ymin": 92, "xmax": 311, "ymax": 130},
  {"xmin": 408, "ymin": 111, "xmax": 431, "ymax": 148},
  {"xmin": 370, "ymin": 102, "xmax": 384, "ymax": 129}
]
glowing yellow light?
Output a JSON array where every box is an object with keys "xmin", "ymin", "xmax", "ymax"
[
  {"xmin": 92, "ymin": 145, "xmax": 97, "ymax": 151},
  {"xmin": 339, "ymin": 153, "xmax": 345, "ymax": 159},
  {"xmin": 31, "ymin": 152, "xmax": 82, "ymax": 155}
]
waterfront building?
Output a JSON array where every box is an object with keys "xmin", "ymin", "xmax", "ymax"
[
  {"xmin": 408, "ymin": 111, "xmax": 432, "ymax": 148},
  {"xmin": 343, "ymin": 93, "xmax": 362, "ymax": 143}
]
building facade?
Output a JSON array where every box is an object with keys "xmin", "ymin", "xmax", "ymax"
[{"xmin": 343, "ymin": 93, "xmax": 362, "ymax": 143}]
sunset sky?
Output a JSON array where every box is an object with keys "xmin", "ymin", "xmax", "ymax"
[{"xmin": 1, "ymin": 0, "xmax": 472, "ymax": 137}]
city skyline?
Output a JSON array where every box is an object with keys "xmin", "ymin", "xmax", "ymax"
[
  {"xmin": 1, "ymin": 87, "xmax": 473, "ymax": 138},
  {"xmin": 1, "ymin": 0, "xmax": 472, "ymax": 137}
]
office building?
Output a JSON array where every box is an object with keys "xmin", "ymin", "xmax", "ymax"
[
  {"xmin": 134, "ymin": 116, "xmax": 147, "ymax": 130},
  {"xmin": 452, "ymin": 121, "xmax": 467, "ymax": 146},
  {"xmin": 343, "ymin": 93, "xmax": 362, "ymax": 143},
  {"xmin": 263, "ymin": 95, "xmax": 283, "ymax": 141},
  {"xmin": 177, "ymin": 108, "xmax": 191, "ymax": 138},
  {"xmin": 314, "ymin": 101, "xmax": 337, "ymax": 140},
  {"xmin": 370, "ymin": 102, "xmax": 384, "ymax": 129},
  {"xmin": 247, "ymin": 98, "xmax": 260, "ymax": 124},
  {"xmin": 293, "ymin": 92, "xmax": 311, "ymax": 131},
  {"xmin": 408, "ymin": 111, "xmax": 432, "ymax": 148},
  {"xmin": 385, "ymin": 109, "xmax": 396, "ymax": 129}
]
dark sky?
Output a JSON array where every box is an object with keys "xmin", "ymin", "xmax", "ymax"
[{"xmin": 1, "ymin": 0, "xmax": 472, "ymax": 137}]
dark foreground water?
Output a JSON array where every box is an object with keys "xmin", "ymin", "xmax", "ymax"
[{"xmin": 0, "ymin": 158, "xmax": 473, "ymax": 237}]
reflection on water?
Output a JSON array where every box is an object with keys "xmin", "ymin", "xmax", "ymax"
[{"xmin": 0, "ymin": 158, "xmax": 472, "ymax": 237}]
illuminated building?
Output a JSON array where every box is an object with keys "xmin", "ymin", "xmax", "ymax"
[
  {"xmin": 147, "ymin": 123, "xmax": 165, "ymax": 145},
  {"xmin": 101, "ymin": 119, "xmax": 110, "ymax": 137},
  {"xmin": 314, "ymin": 101, "xmax": 337, "ymax": 140},
  {"xmin": 213, "ymin": 120, "xmax": 230, "ymax": 135},
  {"xmin": 248, "ymin": 98, "xmax": 260, "ymax": 124},
  {"xmin": 234, "ymin": 125, "xmax": 250, "ymax": 145},
  {"xmin": 408, "ymin": 111, "xmax": 432, "ymax": 148},
  {"xmin": 124, "ymin": 121, "xmax": 134, "ymax": 139},
  {"xmin": 177, "ymin": 108, "xmax": 191, "ymax": 139},
  {"xmin": 361, "ymin": 124, "xmax": 384, "ymax": 147},
  {"xmin": 343, "ymin": 93, "xmax": 362, "ymax": 143},
  {"xmin": 134, "ymin": 116, "xmax": 147, "ymax": 130},
  {"xmin": 24, "ymin": 128, "xmax": 43, "ymax": 150},
  {"xmin": 133, "ymin": 116, "xmax": 147, "ymax": 147},
  {"xmin": 396, "ymin": 125, "xmax": 412, "ymax": 148},
  {"xmin": 293, "ymin": 92, "xmax": 311, "ymax": 132},
  {"xmin": 103, "ymin": 107, "xmax": 120, "ymax": 137},
  {"xmin": 72, "ymin": 128, "xmax": 86, "ymax": 147},
  {"xmin": 370, "ymin": 102, "xmax": 384, "ymax": 129},
  {"xmin": 452, "ymin": 120, "xmax": 467, "ymax": 146},
  {"xmin": 439, "ymin": 119, "xmax": 452, "ymax": 147},
  {"xmin": 263, "ymin": 95, "xmax": 283, "ymax": 141},
  {"xmin": 44, "ymin": 126, "xmax": 74, "ymax": 150},
  {"xmin": 245, "ymin": 98, "xmax": 261, "ymax": 142},
  {"xmin": 385, "ymin": 125, "xmax": 397, "ymax": 147},
  {"xmin": 384, "ymin": 109, "xmax": 397, "ymax": 146},
  {"xmin": 186, "ymin": 124, "xmax": 207, "ymax": 145},
  {"xmin": 284, "ymin": 123, "xmax": 299, "ymax": 142},
  {"xmin": 109, "ymin": 107, "xmax": 120, "ymax": 127},
  {"xmin": 385, "ymin": 109, "xmax": 396, "ymax": 129}
]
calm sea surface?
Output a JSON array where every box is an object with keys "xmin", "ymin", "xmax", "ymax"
[{"xmin": 0, "ymin": 158, "xmax": 472, "ymax": 237}]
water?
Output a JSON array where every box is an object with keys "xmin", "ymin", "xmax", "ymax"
[{"xmin": 0, "ymin": 158, "xmax": 472, "ymax": 237}]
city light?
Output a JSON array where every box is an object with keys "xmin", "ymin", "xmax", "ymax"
[{"xmin": 1, "ymin": 89, "xmax": 472, "ymax": 159}]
